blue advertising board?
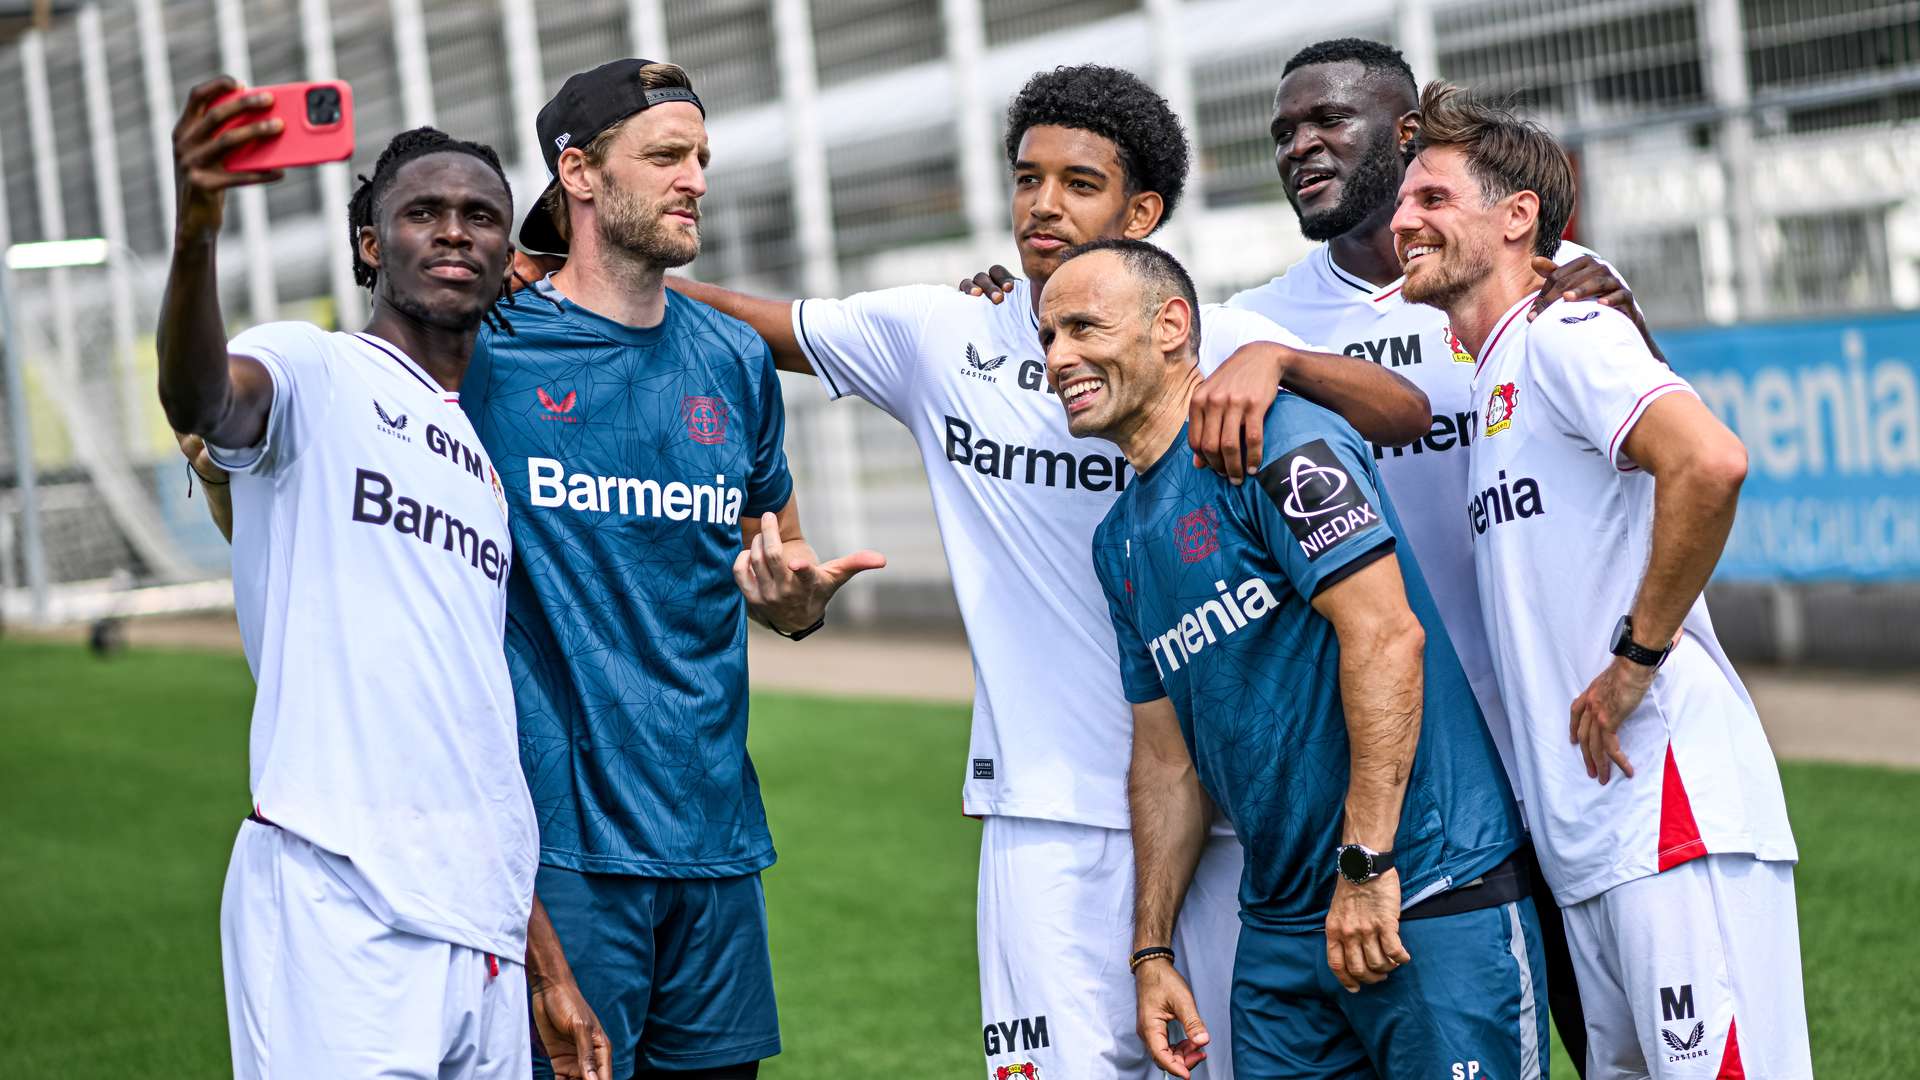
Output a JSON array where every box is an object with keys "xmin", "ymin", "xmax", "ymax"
[{"xmin": 1661, "ymin": 312, "xmax": 1920, "ymax": 581}]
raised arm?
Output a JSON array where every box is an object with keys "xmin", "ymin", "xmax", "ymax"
[
  {"xmin": 1569, "ymin": 393, "xmax": 1746, "ymax": 782},
  {"xmin": 1128, "ymin": 695, "xmax": 1214, "ymax": 1080},
  {"xmin": 156, "ymin": 77, "xmax": 285, "ymax": 447},
  {"xmin": 1308, "ymin": 554, "xmax": 1425, "ymax": 992},
  {"xmin": 1190, "ymin": 343, "xmax": 1430, "ymax": 482},
  {"xmin": 666, "ymin": 277, "xmax": 812, "ymax": 375}
]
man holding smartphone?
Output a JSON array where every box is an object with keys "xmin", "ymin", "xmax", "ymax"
[{"xmin": 159, "ymin": 78, "xmax": 606, "ymax": 1080}]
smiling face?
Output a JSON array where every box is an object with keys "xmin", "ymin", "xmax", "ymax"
[
  {"xmin": 1010, "ymin": 125, "xmax": 1161, "ymax": 285},
  {"xmin": 1390, "ymin": 146, "xmax": 1508, "ymax": 310},
  {"xmin": 1038, "ymin": 250, "xmax": 1191, "ymax": 444},
  {"xmin": 360, "ymin": 152, "xmax": 514, "ymax": 332},
  {"xmin": 1271, "ymin": 60, "xmax": 1417, "ymax": 242},
  {"xmin": 568, "ymin": 102, "xmax": 709, "ymax": 269}
]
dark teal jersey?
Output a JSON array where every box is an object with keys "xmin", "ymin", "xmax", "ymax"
[
  {"xmin": 463, "ymin": 282, "xmax": 793, "ymax": 877},
  {"xmin": 1091, "ymin": 394, "xmax": 1519, "ymax": 932}
]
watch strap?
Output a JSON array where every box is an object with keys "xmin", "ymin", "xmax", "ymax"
[{"xmin": 1611, "ymin": 615, "xmax": 1671, "ymax": 667}]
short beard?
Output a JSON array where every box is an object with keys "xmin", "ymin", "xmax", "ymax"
[
  {"xmin": 1291, "ymin": 124, "xmax": 1406, "ymax": 242},
  {"xmin": 1401, "ymin": 236, "xmax": 1493, "ymax": 310},
  {"xmin": 597, "ymin": 170, "xmax": 699, "ymax": 269}
]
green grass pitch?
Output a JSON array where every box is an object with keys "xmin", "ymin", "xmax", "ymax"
[{"xmin": 2, "ymin": 639, "xmax": 1916, "ymax": 1077}]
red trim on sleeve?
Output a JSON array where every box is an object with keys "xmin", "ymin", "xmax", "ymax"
[
  {"xmin": 1716, "ymin": 1017, "xmax": 1745, "ymax": 1079},
  {"xmin": 1608, "ymin": 381, "xmax": 1687, "ymax": 470},
  {"xmin": 1658, "ymin": 743, "xmax": 1708, "ymax": 872}
]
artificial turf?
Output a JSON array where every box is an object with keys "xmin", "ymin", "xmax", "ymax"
[{"xmin": 1, "ymin": 639, "xmax": 1913, "ymax": 1077}]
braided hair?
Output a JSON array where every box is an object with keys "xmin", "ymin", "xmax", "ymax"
[{"xmin": 347, "ymin": 126, "xmax": 519, "ymax": 334}]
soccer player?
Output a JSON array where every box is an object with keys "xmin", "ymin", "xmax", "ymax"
[
  {"xmin": 158, "ymin": 81, "xmax": 604, "ymax": 1079},
  {"xmin": 469, "ymin": 59, "xmax": 880, "ymax": 1079},
  {"xmin": 1389, "ymin": 82, "xmax": 1809, "ymax": 1078},
  {"xmin": 1056, "ymin": 237, "xmax": 1540, "ymax": 1080},
  {"xmin": 668, "ymin": 65, "xmax": 1431, "ymax": 1079}
]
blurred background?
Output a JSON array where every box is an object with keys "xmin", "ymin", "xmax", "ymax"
[{"xmin": 0, "ymin": 0, "xmax": 1915, "ymax": 664}]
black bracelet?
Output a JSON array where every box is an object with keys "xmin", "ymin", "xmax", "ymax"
[
  {"xmin": 772, "ymin": 614, "xmax": 825, "ymax": 642},
  {"xmin": 1129, "ymin": 946, "xmax": 1175, "ymax": 972}
]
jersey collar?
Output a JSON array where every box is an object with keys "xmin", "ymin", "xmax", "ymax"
[
  {"xmin": 1321, "ymin": 247, "xmax": 1406, "ymax": 311},
  {"xmin": 352, "ymin": 332, "xmax": 460, "ymax": 404},
  {"xmin": 1473, "ymin": 291, "xmax": 1541, "ymax": 378}
]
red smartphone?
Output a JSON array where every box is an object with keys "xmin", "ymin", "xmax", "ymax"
[{"xmin": 213, "ymin": 80, "xmax": 354, "ymax": 172}]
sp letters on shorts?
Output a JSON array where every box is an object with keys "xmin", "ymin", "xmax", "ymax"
[{"xmin": 1256, "ymin": 439, "xmax": 1381, "ymax": 561}]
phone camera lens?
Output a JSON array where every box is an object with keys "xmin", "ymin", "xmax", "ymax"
[{"xmin": 306, "ymin": 87, "xmax": 341, "ymax": 126}]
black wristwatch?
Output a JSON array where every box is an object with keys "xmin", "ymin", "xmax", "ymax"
[
  {"xmin": 772, "ymin": 614, "xmax": 825, "ymax": 642},
  {"xmin": 1609, "ymin": 615, "xmax": 1672, "ymax": 668},
  {"xmin": 1336, "ymin": 843, "xmax": 1395, "ymax": 886}
]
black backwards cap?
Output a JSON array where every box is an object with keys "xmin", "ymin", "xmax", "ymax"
[{"xmin": 518, "ymin": 58, "xmax": 706, "ymax": 255}]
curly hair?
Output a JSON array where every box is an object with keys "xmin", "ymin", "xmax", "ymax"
[
  {"xmin": 1003, "ymin": 65, "xmax": 1191, "ymax": 230},
  {"xmin": 1282, "ymin": 37, "xmax": 1418, "ymax": 97},
  {"xmin": 347, "ymin": 127, "xmax": 518, "ymax": 333}
]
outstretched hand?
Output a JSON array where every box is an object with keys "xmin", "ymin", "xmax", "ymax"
[
  {"xmin": 172, "ymin": 77, "xmax": 286, "ymax": 237},
  {"xmin": 733, "ymin": 512, "xmax": 886, "ymax": 634}
]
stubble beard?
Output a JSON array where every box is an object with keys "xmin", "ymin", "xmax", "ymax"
[
  {"xmin": 1400, "ymin": 235, "xmax": 1493, "ymax": 312},
  {"xmin": 383, "ymin": 277, "xmax": 490, "ymax": 334},
  {"xmin": 597, "ymin": 170, "xmax": 700, "ymax": 270}
]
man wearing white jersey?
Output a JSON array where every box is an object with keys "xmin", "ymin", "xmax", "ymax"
[
  {"xmin": 672, "ymin": 65, "xmax": 1429, "ymax": 1079},
  {"xmin": 159, "ymin": 82, "xmax": 605, "ymax": 1080},
  {"xmin": 1388, "ymin": 81, "xmax": 1809, "ymax": 1079}
]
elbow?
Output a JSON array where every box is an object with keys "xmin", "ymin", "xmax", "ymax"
[
  {"xmin": 158, "ymin": 384, "xmax": 217, "ymax": 437},
  {"xmin": 1690, "ymin": 438, "xmax": 1748, "ymax": 505}
]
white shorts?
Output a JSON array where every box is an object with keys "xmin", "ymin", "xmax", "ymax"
[
  {"xmin": 220, "ymin": 819, "xmax": 531, "ymax": 1080},
  {"xmin": 1561, "ymin": 853, "xmax": 1811, "ymax": 1080},
  {"xmin": 978, "ymin": 815, "xmax": 1243, "ymax": 1080}
]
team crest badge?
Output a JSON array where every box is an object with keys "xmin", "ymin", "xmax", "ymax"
[
  {"xmin": 683, "ymin": 395, "xmax": 729, "ymax": 445},
  {"xmin": 995, "ymin": 1066, "xmax": 1039, "ymax": 1080},
  {"xmin": 1485, "ymin": 383, "xmax": 1519, "ymax": 436},
  {"xmin": 1444, "ymin": 324, "xmax": 1473, "ymax": 364},
  {"xmin": 1175, "ymin": 506, "xmax": 1219, "ymax": 563}
]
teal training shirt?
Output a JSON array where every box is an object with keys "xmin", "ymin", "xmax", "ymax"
[
  {"xmin": 1091, "ymin": 394, "xmax": 1520, "ymax": 931},
  {"xmin": 463, "ymin": 282, "xmax": 793, "ymax": 877}
]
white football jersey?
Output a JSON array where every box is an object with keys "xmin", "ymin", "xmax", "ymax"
[
  {"xmin": 1466, "ymin": 293, "xmax": 1796, "ymax": 907},
  {"xmin": 1225, "ymin": 240, "xmax": 1602, "ymax": 799},
  {"xmin": 794, "ymin": 282, "xmax": 1306, "ymax": 828},
  {"xmin": 208, "ymin": 323, "xmax": 537, "ymax": 960}
]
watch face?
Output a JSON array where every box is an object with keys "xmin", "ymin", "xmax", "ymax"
[{"xmin": 1339, "ymin": 845, "xmax": 1372, "ymax": 882}]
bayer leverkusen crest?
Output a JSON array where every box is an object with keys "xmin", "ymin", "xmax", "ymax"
[
  {"xmin": 995, "ymin": 1065, "xmax": 1039, "ymax": 1080},
  {"xmin": 1485, "ymin": 383, "xmax": 1518, "ymax": 436},
  {"xmin": 1175, "ymin": 506, "xmax": 1220, "ymax": 563},
  {"xmin": 682, "ymin": 396, "xmax": 729, "ymax": 445}
]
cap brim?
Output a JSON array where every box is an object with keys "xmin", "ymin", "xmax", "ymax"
[{"xmin": 517, "ymin": 178, "xmax": 569, "ymax": 256}]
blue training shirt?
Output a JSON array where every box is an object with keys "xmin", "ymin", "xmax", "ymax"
[
  {"xmin": 1091, "ymin": 394, "xmax": 1520, "ymax": 932},
  {"xmin": 464, "ymin": 281, "xmax": 794, "ymax": 877}
]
